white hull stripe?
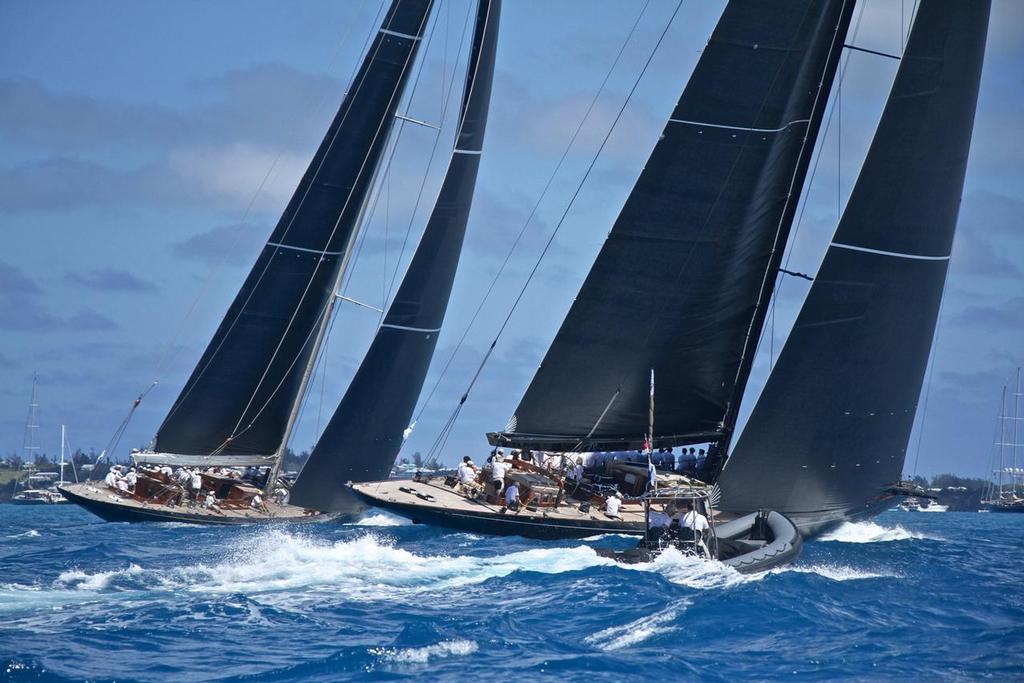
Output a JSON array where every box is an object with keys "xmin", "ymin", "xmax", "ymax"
[
  {"xmin": 380, "ymin": 323, "xmax": 442, "ymax": 333},
  {"xmin": 454, "ymin": 148, "xmax": 482, "ymax": 155},
  {"xmin": 380, "ymin": 28, "xmax": 421, "ymax": 40},
  {"xmin": 669, "ymin": 118, "xmax": 810, "ymax": 134},
  {"xmin": 830, "ymin": 242, "xmax": 951, "ymax": 261},
  {"xmin": 266, "ymin": 242, "xmax": 343, "ymax": 257}
]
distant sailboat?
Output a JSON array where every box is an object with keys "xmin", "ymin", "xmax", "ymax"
[
  {"xmin": 981, "ymin": 369, "xmax": 1024, "ymax": 513},
  {"xmin": 12, "ymin": 377, "xmax": 69, "ymax": 505},
  {"xmin": 60, "ymin": 0, "xmax": 444, "ymax": 523}
]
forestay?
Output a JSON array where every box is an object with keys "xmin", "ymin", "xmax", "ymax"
[
  {"xmin": 492, "ymin": 0, "xmax": 855, "ymax": 452},
  {"xmin": 153, "ymin": 0, "xmax": 434, "ymax": 459},
  {"xmin": 291, "ymin": 0, "xmax": 501, "ymax": 513}
]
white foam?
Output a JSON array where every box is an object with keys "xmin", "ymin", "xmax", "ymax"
[
  {"xmin": 6, "ymin": 530, "xmax": 40, "ymax": 539},
  {"xmin": 583, "ymin": 600, "xmax": 690, "ymax": 651},
  {"xmin": 30, "ymin": 532, "xmax": 614, "ymax": 606},
  {"xmin": 348, "ymin": 510, "xmax": 411, "ymax": 527},
  {"xmin": 370, "ymin": 639, "xmax": 478, "ymax": 664},
  {"xmin": 617, "ymin": 547, "xmax": 759, "ymax": 590},
  {"xmin": 772, "ymin": 564, "xmax": 899, "ymax": 582},
  {"xmin": 580, "ymin": 533, "xmax": 637, "ymax": 541},
  {"xmin": 818, "ymin": 520, "xmax": 936, "ymax": 543}
]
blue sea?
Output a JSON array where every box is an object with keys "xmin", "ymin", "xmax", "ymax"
[{"xmin": 1, "ymin": 506, "xmax": 1021, "ymax": 682}]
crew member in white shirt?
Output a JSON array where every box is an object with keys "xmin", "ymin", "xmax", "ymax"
[
  {"xmin": 489, "ymin": 453, "xmax": 509, "ymax": 494},
  {"xmin": 503, "ymin": 481, "xmax": 521, "ymax": 511},
  {"xmin": 678, "ymin": 501, "xmax": 711, "ymax": 557},
  {"xmin": 457, "ymin": 456, "xmax": 479, "ymax": 493},
  {"xmin": 604, "ymin": 491, "xmax": 622, "ymax": 518}
]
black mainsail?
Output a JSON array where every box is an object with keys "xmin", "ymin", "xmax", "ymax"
[
  {"xmin": 290, "ymin": 0, "xmax": 500, "ymax": 512},
  {"xmin": 490, "ymin": 0, "xmax": 855, "ymax": 452},
  {"xmin": 150, "ymin": 0, "xmax": 435, "ymax": 465},
  {"xmin": 717, "ymin": 0, "xmax": 991, "ymax": 535}
]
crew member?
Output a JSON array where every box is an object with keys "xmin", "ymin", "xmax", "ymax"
[
  {"xmin": 489, "ymin": 452, "xmax": 509, "ymax": 495},
  {"xmin": 678, "ymin": 501, "xmax": 710, "ymax": 557},
  {"xmin": 604, "ymin": 491, "xmax": 622, "ymax": 519},
  {"xmin": 504, "ymin": 481, "xmax": 521, "ymax": 511}
]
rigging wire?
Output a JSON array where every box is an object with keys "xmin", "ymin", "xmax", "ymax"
[
  {"xmin": 226, "ymin": 0, "xmax": 478, "ymax": 451},
  {"xmin": 213, "ymin": 3, "xmax": 441, "ymax": 451},
  {"xmin": 155, "ymin": 0, "xmax": 394, "ymax": 436},
  {"xmin": 423, "ymin": 0, "xmax": 684, "ymax": 462},
  {"xmin": 766, "ymin": 0, "xmax": 868, "ymax": 369},
  {"xmin": 411, "ymin": 0, "xmax": 655, "ymax": 426}
]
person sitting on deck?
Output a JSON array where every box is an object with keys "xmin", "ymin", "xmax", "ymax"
[
  {"xmin": 203, "ymin": 490, "xmax": 223, "ymax": 514},
  {"xmin": 604, "ymin": 491, "xmax": 622, "ymax": 519},
  {"xmin": 503, "ymin": 481, "xmax": 522, "ymax": 511},
  {"xmin": 125, "ymin": 468, "xmax": 138, "ymax": 492},
  {"xmin": 103, "ymin": 468, "xmax": 118, "ymax": 490},
  {"xmin": 250, "ymin": 493, "xmax": 269, "ymax": 513},
  {"xmin": 272, "ymin": 487, "xmax": 289, "ymax": 505}
]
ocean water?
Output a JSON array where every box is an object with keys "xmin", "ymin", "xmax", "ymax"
[{"xmin": 0, "ymin": 506, "xmax": 1021, "ymax": 681}]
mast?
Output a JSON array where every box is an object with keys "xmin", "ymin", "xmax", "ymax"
[
  {"xmin": 291, "ymin": 0, "xmax": 501, "ymax": 513},
  {"xmin": 1013, "ymin": 368, "xmax": 1021, "ymax": 498},
  {"xmin": 149, "ymin": 0, "xmax": 435, "ymax": 466},
  {"xmin": 59, "ymin": 425, "xmax": 66, "ymax": 487},
  {"xmin": 491, "ymin": 0, "xmax": 856, "ymax": 454},
  {"xmin": 718, "ymin": 0, "xmax": 992, "ymax": 533}
]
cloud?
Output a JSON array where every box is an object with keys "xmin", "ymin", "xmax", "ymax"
[
  {"xmin": 65, "ymin": 268, "xmax": 157, "ymax": 293},
  {"xmin": 0, "ymin": 261, "xmax": 119, "ymax": 333},
  {"xmin": 169, "ymin": 222, "xmax": 268, "ymax": 267},
  {"xmin": 0, "ymin": 260, "xmax": 42, "ymax": 294},
  {"xmin": 952, "ymin": 297, "xmax": 1024, "ymax": 332}
]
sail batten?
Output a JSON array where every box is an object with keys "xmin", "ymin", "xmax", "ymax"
[
  {"xmin": 290, "ymin": 0, "xmax": 501, "ymax": 513},
  {"xmin": 153, "ymin": 0, "xmax": 434, "ymax": 459},
  {"xmin": 717, "ymin": 0, "xmax": 991, "ymax": 533},
  {"xmin": 493, "ymin": 0, "xmax": 855, "ymax": 452}
]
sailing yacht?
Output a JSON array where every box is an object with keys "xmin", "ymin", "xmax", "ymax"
[
  {"xmin": 60, "ymin": 0, "xmax": 457, "ymax": 524},
  {"xmin": 352, "ymin": 0, "xmax": 992, "ymax": 547},
  {"xmin": 981, "ymin": 369, "xmax": 1024, "ymax": 513},
  {"xmin": 11, "ymin": 377, "xmax": 68, "ymax": 505}
]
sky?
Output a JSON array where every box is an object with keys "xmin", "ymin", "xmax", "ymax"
[{"xmin": 0, "ymin": 0, "xmax": 1021, "ymax": 480}]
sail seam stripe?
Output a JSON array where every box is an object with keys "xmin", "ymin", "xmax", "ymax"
[
  {"xmin": 668, "ymin": 118, "xmax": 811, "ymax": 133},
  {"xmin": 379, "ymin": 28, "xmax": 422, "ymax": 41},
  {"xmin": 265, "ymin": 241, "xmax": 344, "ymax": 256},
  {"xmin": 453, "ymin": 148, "xmax": 482, "ymax": 154},
  {"xmin": 380, "ymin": 323, "xmax": 442, "ymax": 333},
  {"xmin": 830, "ymin": 242, "xmax": 951, "ymax": 261}
]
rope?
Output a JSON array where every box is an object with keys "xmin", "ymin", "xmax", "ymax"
[
  {"xmin": 423, "ymin": 0, "xmax": 683, "ymax": 459},
  {"xmin": 412, "ymin": 0, "xmax": 655, "ymax": 425}
]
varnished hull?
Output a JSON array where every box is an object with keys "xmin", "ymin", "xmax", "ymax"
[{"xmin": 58, "ymin": 484, "xmax": 333, "ymax": 526}]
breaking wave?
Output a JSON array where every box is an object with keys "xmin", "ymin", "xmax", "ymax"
[
  {"xmin": 583, "ymin": 600, "xmax": 691, "ymax": 651},
  {"xmin": 6, "ymin": 529, "xmax": 40, "ymax": 539},
  {"xmin": 14, "ymin": 532, "xmax": 615, "ymax": 608},
  {"xmin": 370, "ymin": 639, "xmax": 478, "ymax": 664},
  {"xmin": 773, "ymin": 564, "xmax": 900, "ymax": 582},
  {"xmin": 818, "ymin": 520, "xmax": 937, "ymax": 543},
  {"xmin": 348, "ymin": 510, "xmax": 412, "ymax": 527}
]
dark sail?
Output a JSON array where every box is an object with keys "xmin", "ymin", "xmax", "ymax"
[
  {"xmin": 491, "ymin": 1, "xmax": 855, "ymax": 452},
  {"xmin": 153, "ymin": 0, "xmax": 434, "ymax": 460},
  {"xmin": 717, "ymin": 0, "xmax": 991, "ymax": 535},
  {"xmin": 290, "ymin": 0, "xmax": 500, "ymax": 512}
]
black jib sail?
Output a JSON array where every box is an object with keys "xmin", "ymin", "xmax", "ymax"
[
  {"xmin": 290, "ymin": 0, "xmax": 500, "ymax": 512},
  {"xmin": 152, "ymin": 0, "xmax": 434, "ymax": 463},
  {"xmin": 490, "ymin": 0, "xmax": 855, "ymax": 452},
  {"xmin": 717, "ymin": 0, "xmax": 991, "ymax": 535}
]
